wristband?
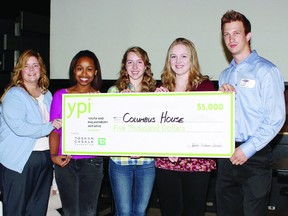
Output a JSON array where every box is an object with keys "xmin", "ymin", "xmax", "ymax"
[{"xmin": 50, "ymin": 154, "xmax": 58, "ymax": 157}]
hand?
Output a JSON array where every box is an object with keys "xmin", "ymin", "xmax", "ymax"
[
  {"xmin": 155, "ymin": 87, "xmax": 169, "ymax": 92},
  {"xmin": 121, "ymin": 89, "xmax": 132, "ymax": 93},
  {"xmin": 219, "ymin": 83, "xmax": 236, "ymax": 93},
  {"xmin": 168, "ymin": 157, "xmax": 178, "ymax": 162},
  {"xmin": 51, "ymin": 189, "xmax": 58, "ymax": 195},
  {"xmin": 130, "ymin": 156, "xmax": 140, "ymax": 159},
  {"xmin": 230, "ymin": 147, "xmax": 248, "ymax": 165},
  {"xmin": 51, "ymin": 155, "xmax": 72, "ymax": 167},
  {"xmin": 52, "ymin": 119, "xmax": 62, "ymax": 130}
]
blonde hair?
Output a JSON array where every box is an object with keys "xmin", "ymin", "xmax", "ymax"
[
  {"xmin": 1, "ymin": 49, "xmax": 49, "ymax": 101},
  {"xmin": 161, "ymin": 38, "xmax": 210, "ymax": 91}
]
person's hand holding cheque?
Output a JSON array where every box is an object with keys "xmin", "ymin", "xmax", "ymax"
[
  {"xmin": 219, "ymin": 84, "xmax": 247, "ymax": 165},
  {"xmin": 51, "ymin": 118, "xmax": 62, "ymax": 130},
  {"xmin": 121, "ymin": 89, "xmax": 132, "ymax": 93},
  {"xmin": 218, "ymin": 83, "xmax": 236, "ymax": 93},
  {"xmin": 155, "ymin": 86, "xmax": 169, "ymax": 92}
]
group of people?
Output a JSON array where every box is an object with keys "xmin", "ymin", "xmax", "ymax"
[{"xmin": 0, "ymin": 9, "xmax": 285, "ymax": 216}]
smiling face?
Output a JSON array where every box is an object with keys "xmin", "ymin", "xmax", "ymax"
[
  {"xmin": 169, "ymin": 44, "xmax": 191, "ymax": 77},
  {"xmin": 125, "ymin": 51, "xmax": 146, "ymax": 82},
  {"xmin": 21, "ymin": 56, "xmax": 41, "ymax": 86},
  {"xmin": 74, "ymin": 56, "xmax": 97, "ymax": 87}
]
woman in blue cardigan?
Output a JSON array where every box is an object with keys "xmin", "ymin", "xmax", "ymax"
[{"xmin": 0, "ymin": 49, "xmax": 62, "ymax": 216}]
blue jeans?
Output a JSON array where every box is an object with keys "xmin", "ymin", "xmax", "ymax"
[
  {"xmin": 109, "ymin": 159, "xmax": 155, "ymax": 216},
  {"xmin": 55, "ymin": 157, "xmax": 103, "ymax": 216}
]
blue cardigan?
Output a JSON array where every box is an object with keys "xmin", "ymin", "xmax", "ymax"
[{"xmin": 0, "ymin": 86, "xmax": 54, "ymax": 173}]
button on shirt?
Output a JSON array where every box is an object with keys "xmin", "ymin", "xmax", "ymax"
[{"xmin": 218, "ymin": 50, "xmax": 286, "ymax": 158}]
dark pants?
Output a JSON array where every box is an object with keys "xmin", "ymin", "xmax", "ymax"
[
  {"xmin": 55, "ymin": 157, "xmax": 103, "ymax": 216},
  {"xmin": 216, "ymin": 145, "xmax": 273, "ymax": 216},
  {"xmin": 156, "ymin": 168, "xmax": 211, "ymax": 216},
  {"xmin": 2, "ymin": 150, "xmax": 53, "ymax": 216}
]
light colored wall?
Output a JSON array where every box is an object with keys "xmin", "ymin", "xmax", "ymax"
[{"xmin": 50, "ymin": 0, "xmax": 288, "ymax": 81}]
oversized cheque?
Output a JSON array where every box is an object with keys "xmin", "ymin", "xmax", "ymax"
[{"xmin": 62, "ymin": 91, "xmax": 235, "ymax": 158}]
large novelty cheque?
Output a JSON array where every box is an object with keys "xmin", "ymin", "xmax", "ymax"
[{"xmin": 62, "ymin": 92, "xmax": 235, "ymax": 158}]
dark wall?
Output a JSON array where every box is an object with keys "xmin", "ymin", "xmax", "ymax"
[
  {"xmin": 0, "ymin": 0, "xmax": 50, "ymax": 21},
  {"xmin": 0, "ymin": 0, "xmax": 51, "ymax": 96},
  {"xmin": 48, "ymin": 79, "xmax": 117, "ymax": 95}
]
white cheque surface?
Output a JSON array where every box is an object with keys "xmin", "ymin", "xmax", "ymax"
[{"xmin": 62, "ymin": 92, "xmax": 235, "ymax": 158}]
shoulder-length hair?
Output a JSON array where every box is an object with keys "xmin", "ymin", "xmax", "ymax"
[
  {"xmin": 1, "ymin": 49, "xmax": 49, "ymax": 100},
  {"xmin": 114, "ymin": 46, "xmax": 156, "ymax": 92},
  {"xmin": 161, "ymin": 37, "xmax": 210, "ymax": 91}
]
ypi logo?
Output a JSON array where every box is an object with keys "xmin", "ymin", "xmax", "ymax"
[{"xmin": 66, "ymin": 98, "xmax": 91, "ymax": 118}]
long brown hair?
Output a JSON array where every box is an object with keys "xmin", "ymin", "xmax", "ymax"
[{"xmin": 114, "ymin": 46, "xmax": 156, "ymax": 92}]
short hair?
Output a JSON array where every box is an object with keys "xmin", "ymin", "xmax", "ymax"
[{"xmin": 221, "ymin": 10, "xmax": 251, "ymax": 35}]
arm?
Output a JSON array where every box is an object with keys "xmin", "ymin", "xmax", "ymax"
[
  {"xmin": 240, "ymin": 67, "xmax": 285, "ymax": 157},
  {"xmin": 2, "ymin": 87, "xmax": 55, "ymax": 137},
  {"xmin": 218, "ymin": 69, "xmax": 236, "ymax": 93},
  {"xmin": 49, "ymin": 89, "xmax": 71, "ymax": 167},
  {"xmin": 231, "ymin": 67, "xmax": 285, "ymax": 165},
  {"xmin": 218, "ymin": 83, "xmax": 236, "ymax": 93},
  {"xmin": 219, "ymin": 84, "xmax": 247, "ymax": 165},
  {"xmin": 49, "ymin": 131, "xmax": 70, "ymax": 167},
  {"xmin": 155, "ymin": 86, "xmax": 169, "ymax": 92}
]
